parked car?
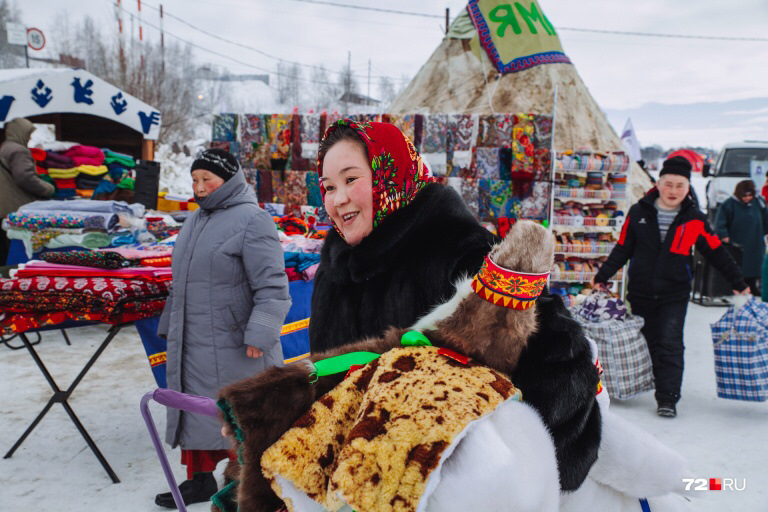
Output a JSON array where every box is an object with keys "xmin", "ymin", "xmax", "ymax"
[{"xmin": 705, "ymin": 141, "xmax": 768, "ymax": 219}]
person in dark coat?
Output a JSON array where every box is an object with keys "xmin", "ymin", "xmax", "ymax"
[
  {"xmin": 715, "ymin": 179, "xmax": 768, "ymax": 296},
  {"xmin": 155, "ymin": 149, "xmax": 291, "ymax": 509},
  {"xmin": 309, "ymin": 119, "xmax": 601, "ymax": 492},
  {"xmin": 594, "ymin": 156, "xmax": 748, "ymax": 418},
  {"xmin": 0, "ymin": 118, "xmax": 54, "ymax": 263}
]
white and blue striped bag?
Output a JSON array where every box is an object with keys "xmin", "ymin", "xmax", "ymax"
[{"xmin": 710, "ymin": 298, "xmax": 768, "ymax": 402}]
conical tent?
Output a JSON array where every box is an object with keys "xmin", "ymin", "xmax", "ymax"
[{"xmin": 390, "ymin": 2, "xmax": 651, "ymax": 198}]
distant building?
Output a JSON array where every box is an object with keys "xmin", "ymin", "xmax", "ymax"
[
  {"xmin": 196, "ymin": 66, "xmax": 269, "ymax": 86},
  {"xmin": 339, "ymin": 91, "xmax": 380, "ymax": 107}
]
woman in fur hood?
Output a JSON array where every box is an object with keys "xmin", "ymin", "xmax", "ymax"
[
  {"xmin": 211, "ymin": 119, "xmax": 602, "ymax": 511},
  {"xmin": 215, "ymin": 221, "xmax": 692, "ymax": 512},
  {"xmin": 310, "ymin": 119, "xmax": 600, "ymax": 492}
]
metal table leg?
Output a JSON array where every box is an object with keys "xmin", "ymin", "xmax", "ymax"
[
  {"xmin": 2, "ymin": 331, "xmax": 41, "ymax": 350},
  {"xmin": 4, "ymin": 325, "xmax": 123, "ymax": 483}
]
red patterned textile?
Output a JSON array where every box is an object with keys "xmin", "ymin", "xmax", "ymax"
[
  {"xmin": 0, "ymin": 277, "xmax": 168, "ymax": 314},
  {"xmin": 13, "ymin": 263, "xmax": 172, "ymax": 282},
  {"xmin": 0, "ymin": 298, "xmax": 166, "ymax": 334}
]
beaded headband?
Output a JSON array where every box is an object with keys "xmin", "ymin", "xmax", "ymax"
[{"xmin": 471, "ymin": 255, "xmax": 549, "ymax": 310}]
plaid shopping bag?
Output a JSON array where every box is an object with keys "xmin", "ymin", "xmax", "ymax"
[
  {"xmin": 710, "ymin": 298, "xmax": 768, "ymax": 402},
  {"xmin": 573, "ymin": 307, "xmax": 653, "ymax": 400}
]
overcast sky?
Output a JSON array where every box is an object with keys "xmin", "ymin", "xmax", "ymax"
[{"xmin": 15, "ymin": 0, "xmax": 768, "ymax": 146}]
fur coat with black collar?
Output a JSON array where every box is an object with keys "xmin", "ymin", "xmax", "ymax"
[{"xmin": 309, "ymin": 182, "xmax": 498, "ymax": 354}]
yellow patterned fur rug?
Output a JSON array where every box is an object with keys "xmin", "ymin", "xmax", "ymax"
[{"xmin": 261, "ymin": 346, "xmax": 521, "ymax": 512}]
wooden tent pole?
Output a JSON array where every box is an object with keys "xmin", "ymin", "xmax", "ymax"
[
  {"xmin": 142, "ymin": 139, "xmax": 155, "ymax": 161},
  {"xmin": 547, "ymin": 85, "xmax": 558, "ymax": 232}
]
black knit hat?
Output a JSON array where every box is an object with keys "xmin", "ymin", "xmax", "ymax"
[
  {"xmin": 659, "ymin": 156, "xmax": 692, "ymax": 180},
  {"xmin": 191, "ymin": 148, "xmax": 239, "ymax": 181}
]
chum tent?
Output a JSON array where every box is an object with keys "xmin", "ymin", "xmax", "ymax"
[
  {"xmin": 390, "ymin": 0, "xmax": 652, "ymax": 200},
  {"xmin": 0, "ymin": 68, "xmax": 161, "ymax": 160}
]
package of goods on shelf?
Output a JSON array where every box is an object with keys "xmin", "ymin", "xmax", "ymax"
[
  {"xmin": 553, "ymin": 187, "xmax": 619, "ymax": 200},
  {"xmin": 605, "ymin": 152, "xmax": 630, "ymax": 172},
  {"xmin": 554, "ymin": 151, "xmax": 631, "ymax": 172},
  {"xmin": 554, "ymin": 231, "xmax": 617, "ymax": 255}
]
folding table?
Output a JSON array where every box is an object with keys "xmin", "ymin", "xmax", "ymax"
[{"xmin": 3, "ymin": 321, "xmax": 130, "ymax": 483}]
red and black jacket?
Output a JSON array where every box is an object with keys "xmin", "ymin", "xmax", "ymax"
[{"xmin": 595, "ymin": 188, "xmax": 747, "ymax": 301}]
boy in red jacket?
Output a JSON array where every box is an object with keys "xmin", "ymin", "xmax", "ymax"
[{"xmin": 593, "ymin": 156, "xmax": 749, "ymax": 418}]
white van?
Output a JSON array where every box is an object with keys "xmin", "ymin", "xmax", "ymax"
[{"xmin": 704, "ymin": 141, "xmax": 768, "ymax": 217}]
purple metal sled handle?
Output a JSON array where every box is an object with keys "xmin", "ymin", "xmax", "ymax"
[{"xmin": 140, "ymin": 389, "xmax": 219, "ymax": 512}]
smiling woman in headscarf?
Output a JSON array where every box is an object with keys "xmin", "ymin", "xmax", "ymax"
[{"xmin": 310, "ymin": 119, "xmax": 497, "ymax": 353}]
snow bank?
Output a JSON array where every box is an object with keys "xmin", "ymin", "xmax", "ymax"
[{"xmin": 155, "ymin": 141, "xmax": 207, "ymax": 198}]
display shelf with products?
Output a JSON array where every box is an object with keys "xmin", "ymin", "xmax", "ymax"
[{"xmin": 548, "ymin": 150, "xmax": 631, "ymax": 303}]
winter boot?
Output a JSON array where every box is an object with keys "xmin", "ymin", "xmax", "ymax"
[
  {"xmin": 656, "ymin": 401, "xmax": 677, "ymax": 418},
  {"xmin": 155, "ymin": 471, "xmax": 218, "ymax": 509}
]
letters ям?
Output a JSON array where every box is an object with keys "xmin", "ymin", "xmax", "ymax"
[{"xmin": 489, "ymin": 2, "xmax": 556, "ymax": 37}]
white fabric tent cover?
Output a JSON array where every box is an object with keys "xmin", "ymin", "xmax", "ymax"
[{"xmin": 0, "ymin": 68, "xmax": 161, "ymax": 140}]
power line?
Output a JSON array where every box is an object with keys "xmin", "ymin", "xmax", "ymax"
[
  {"xmin": 127, "ymin": 13, "xmax": 340, "ymax": 88},
  {"xmin": 134, "ymin": 0, "xmax": 403, "ymax": 80},
  {"xmin": 282, "ymin": 0, "xmax": 768, "ymax": 43},
  {"xmin": 283, "ymin": 0, "xmax": 443, "ymax": 19},
  {"xmin": 558, "ymin": 26, "xmax": 768, "ymax": 43}
]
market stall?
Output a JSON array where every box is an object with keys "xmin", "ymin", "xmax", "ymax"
[
  {"xmin": 0, "ymin": 68, "xmax": 161, "ymax": 160},
  {"xmin": 0, "ymin": 239, "xmax": 173, "ymax": 483}
]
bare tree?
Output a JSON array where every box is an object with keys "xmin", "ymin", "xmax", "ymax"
[
  {"xmin": 0, "ymin": 0, "xmax": 24, "ymax": 68},
  {"xmin": 397, "ymin": 73, "xmax": 411, "ymax": 95},
  {"xmin": 309, "ymin": 64, "xmax": 342, "ymax": 111},
  {"xmin": 289, "ymin": 62, "xmax": 302, "ymax": 108},
  {"xmin": 48, "ymin": 15, "xmax": 218, "ymax": 143},
  {"xmin": 337, "ymin": 62, "xmax": 359, "ymax": 97},
  {"xmin": 277, "ymin": 60, "xmax": 302, "ymax": 107},
  {"xmin": 378, "ymin": 75, "xmax": 397, "ymax": 105}
]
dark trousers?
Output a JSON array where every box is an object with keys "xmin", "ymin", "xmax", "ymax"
[
  {"xmin": 629, "ymin": 297, "xmax": 689, "ymax": 404},
  {"xmin": 745, "ymin": 277, "xmax": 760, "ymax": 297}
]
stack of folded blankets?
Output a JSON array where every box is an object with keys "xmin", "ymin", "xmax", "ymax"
[
  {"xmin": 0, "ymin": 246, "xmax": 172, "ymax": 334},
  {"xmin": 2, "ymin": 200, "xmax": 146, "ymax": 258},
  {"xmin": 279, "ymin": 228, "xmax": 323, "ymax": 282},
  {"xmin": 33, "ymin": 144, "xmax": 138, "ymax": 199}
]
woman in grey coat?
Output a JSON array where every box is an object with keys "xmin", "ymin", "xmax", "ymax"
[{"xmin": 155, "ymin": 149, "xmax": 291, "ymax": 508}]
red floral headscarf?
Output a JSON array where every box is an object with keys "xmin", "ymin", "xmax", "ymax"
[{"xmin": 318, "ymin": 119, "xmax": 432, "ymax": 232}]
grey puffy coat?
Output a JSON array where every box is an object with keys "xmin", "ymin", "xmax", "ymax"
[{"xmin": 158, "ymin": 170, "xmax": 291, "ymax": 449}]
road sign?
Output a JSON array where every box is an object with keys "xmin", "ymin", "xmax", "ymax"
[
  {"xmin": 5, "ymin": 22, "xmax": 26, "ymax": 45},
  {"xmin": 26, "ymin": 27, "xmax": 45, "ymax": 51}
]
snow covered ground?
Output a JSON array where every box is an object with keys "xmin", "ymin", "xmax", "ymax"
[{"xmin": 1, "ymin": 302, "xmax": 765, "ymax": 511}]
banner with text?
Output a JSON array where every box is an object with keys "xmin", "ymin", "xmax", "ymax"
[{"xmin": 467, "ymin": 0, "xmax": 570, "ymax": 74}]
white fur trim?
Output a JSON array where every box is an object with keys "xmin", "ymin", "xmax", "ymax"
[
  {"xmin": 425, "ymin": 400, "xmax": 560, "ymax": 512},
  {"xmin": 410, "ymin": 277, "xmax": 474, "ymax": 332},
  {"xmin": 590, "ymin": 412, "xmax": 691, "ymax": 498}
]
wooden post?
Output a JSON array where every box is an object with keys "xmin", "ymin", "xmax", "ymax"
[{"xmin": 142, "ymin": 139, "xmax": 155, "ymax": 161}]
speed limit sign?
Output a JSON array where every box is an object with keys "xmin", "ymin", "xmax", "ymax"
[{"xmin": 26, "ymin": 27, "xmax": 45, "ymax": 51}]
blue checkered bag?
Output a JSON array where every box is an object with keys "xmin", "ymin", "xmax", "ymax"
[{"xmin": 710, "ymin": 298, "xmax": 768, "ymax": 402}]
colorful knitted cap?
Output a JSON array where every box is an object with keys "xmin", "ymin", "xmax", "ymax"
[{"xmin": 317, "ymin": 119, "xmax": 432, "ymax": 232}]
